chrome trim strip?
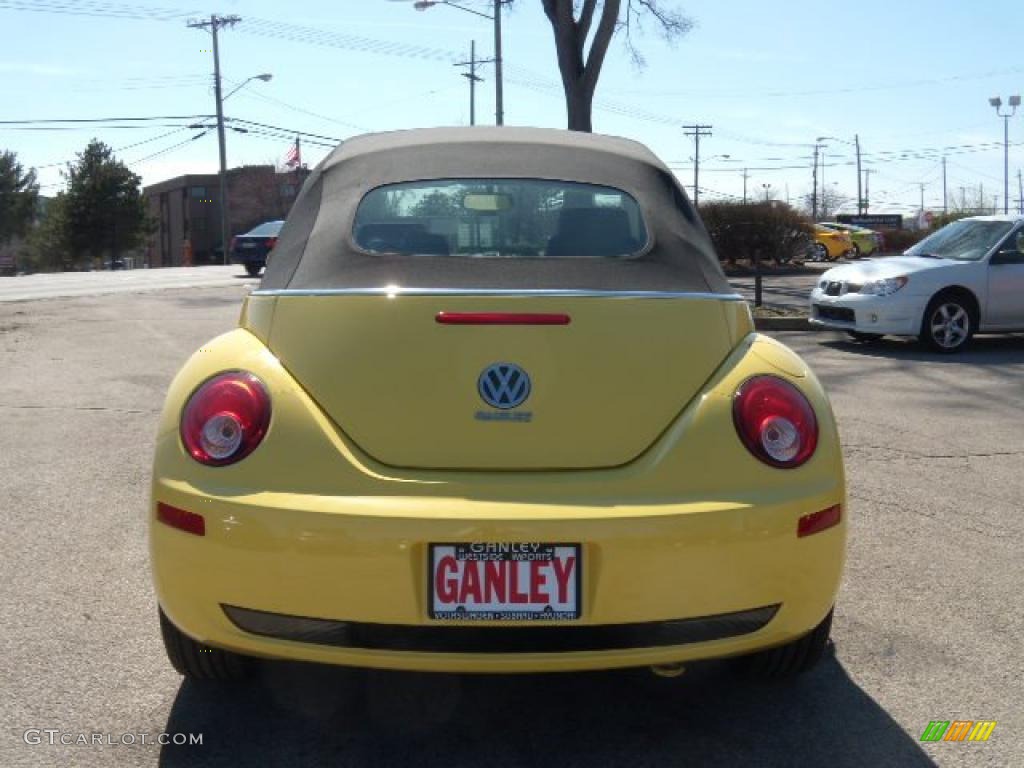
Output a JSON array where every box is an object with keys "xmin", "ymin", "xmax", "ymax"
[{"xmin": 251, "ymin": 287, "xmax": 745, "ymax": 301}]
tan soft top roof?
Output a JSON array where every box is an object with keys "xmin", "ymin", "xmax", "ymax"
[
  {"xmin": 321, "ymin": 126, "xmax": 662, "ymax": 172},
  {"xmin": 260, "ymin": 127, "xmax": 732, "ymax": 295}
]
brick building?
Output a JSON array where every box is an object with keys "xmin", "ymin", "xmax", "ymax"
[{"xmin": 144, "ymin": 165, "xmax": 309, "ymax": 266}]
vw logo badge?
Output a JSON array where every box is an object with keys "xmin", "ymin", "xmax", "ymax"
[{"xmin": 478, "ymin": 363, "xmax": 531, "ymax": 410}]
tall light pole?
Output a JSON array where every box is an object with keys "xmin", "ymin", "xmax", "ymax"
[
  {"xmin": 989, "ymin": 95, "xmax": 1020, "ymax": 214},
  {"xmin": 414, "ymin": 1, "xmax": 504, "ymax": 125},
  {"xmin": 762, "ymin": 183, "xmax": 772, "ymax": 202}
]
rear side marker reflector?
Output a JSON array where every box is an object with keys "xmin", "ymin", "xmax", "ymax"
[
  {"xmin": 436, "ymin": 312, "xmax": 571, "ymax": 325},
  {"xmin": 156, "ymin": 502, "xmax": 206, "ymax": 536},
  {"xmin": 797, "ymin": 505, "xmax": 841, "ymax": 538}
]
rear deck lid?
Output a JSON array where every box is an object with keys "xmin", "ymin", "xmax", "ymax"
[{"xmin": 267, "ymin": 293, "xmax": 736, "ymax": 470}]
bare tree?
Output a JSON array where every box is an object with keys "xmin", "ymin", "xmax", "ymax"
[
  {"xmin": 799, "ymin": 187, "xmax": 853, "ymax": 220},
  {"xmin": 538, "ymin": 1, "xmax": 693, "ymax": 131}
]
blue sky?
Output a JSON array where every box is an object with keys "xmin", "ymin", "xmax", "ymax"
[{"xmin": 3, "ymin": 0, "xmax": 1023, "ymax": 215}]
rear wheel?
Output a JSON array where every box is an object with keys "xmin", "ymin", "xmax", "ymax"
[
  {"xmin": 744, "ymin": 608, "xmax": 833, "ymax": 679},
  {"xmin": 810, "ymin": 243, "xmax": 829, "ymax": 262},
  {"xmin": 919, "ymin": 292, "xmax": 975, "ymax": 353},
  {"xmin": 159, "ymin": 608, "xmax": 254, "ymax": 681},
  {"xmin": 846, "ymin": 331, "xmax": 883, "ymax": 343},
  {"xmin": 245, "ymin": 264, "xmax": 262, "ymax": 277}
]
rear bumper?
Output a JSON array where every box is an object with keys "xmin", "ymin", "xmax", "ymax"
[
  {"xmin": 151, "ymin": 488, "xmax": 845, "ymax": 673},
  {"xmin": 231, "ymin": 249, "xmax": 267, "ymax": 267}
]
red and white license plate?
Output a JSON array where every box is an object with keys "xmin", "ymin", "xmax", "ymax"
[{"xmin": 429, "ymin": 543, "xmax": 581, "ymax": 621}]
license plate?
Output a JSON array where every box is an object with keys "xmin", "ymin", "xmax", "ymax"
[{"xmin": 429, "ymin": 543, "xmax": 581, "ymax": 621}]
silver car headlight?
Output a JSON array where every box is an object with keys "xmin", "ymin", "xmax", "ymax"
[{"xmin": 859, "ymin": 276, "xmax": 908, "ymax": 296}]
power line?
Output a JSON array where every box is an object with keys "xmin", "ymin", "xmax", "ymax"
[
  {"xmin": 0, "ymin": 115, "xmax": 214, "ymax": 125},
  {"xmin": 0, "ymin": 0, "xmax": 198, "ymax": 20},
  {"xmin": 226, "ymin": 118, "xmax": 342, "ymax": 144}
]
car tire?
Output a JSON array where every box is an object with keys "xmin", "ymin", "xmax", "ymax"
[
  {"xmin": 919, "ymin": 291, "xmax": 976, "ymax": 353},
  {"xmin": 245, "ymin": 264, "xmax": 262, "ymax": 277},
  {"xmin": 852, "ymin": 243, "xmax": 862, "ymax": 259},
  {"xmin": 159, "ymin": 608, "xmax": 254, "ymax": 681},
  {"xmin": 847, "ymin": 331, "xmax": 884, "ymax": 342},
  {"xmin": 810, "ymin": 243, "xmax": 829, "ymax": 262},
  {"xmin": 743, "ymin": 608, "xmax": 833, "ymax": 679}
]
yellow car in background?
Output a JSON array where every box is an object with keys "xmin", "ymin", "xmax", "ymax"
[
  {"xmin": 150, "ymin": 127, "xmax": 846, "ymax": 683},
  {"xmin": 810, "ymin": 224, "xmax": 855, "ymax": 262},
  {"xmin": 818, "ymin": 222, "xmax": 881, "ymax": 258}
]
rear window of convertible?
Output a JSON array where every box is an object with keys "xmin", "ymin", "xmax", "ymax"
[{"xmin": 353, "ymin": 179, "xmax": 648, "ymax": 258}]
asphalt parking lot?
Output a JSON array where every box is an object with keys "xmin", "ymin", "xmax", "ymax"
[{"xmin": 1, "ymin": 280, "xmax": 1021, "ymax": 767}]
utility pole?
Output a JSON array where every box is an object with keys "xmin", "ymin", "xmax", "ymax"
[
  {"xmin": 742, "ymin": 168, "xmax": 749, "ymax": 204},
  {"xmin": 855, "ymin": 134, "xmax": 863, "ymax": 214},
  {"xmin": 454, "ymin": 40, "xmax": 492, "ymax": 126},
  {"xmin": 863, "ymin": 169, "xmax": 872, "ymax": 214},
  {"xmin": 811, "ymin": 143, "xmax": 820, "ymax": 220},
  {"xmin": 942, "ymin": 156, "xmax": 947, "ymax": 216},
  {"xmin": 188, "ymin": 13, "xmax": 241, "ymax": 265},
  {"xmin": 1017, "ymin": 169, "xmax": 1023, "ymax": 214},
  {"xmin": 493, "ymin": 0, "xmax": 503, "ymax": 125},
  {"xmin": 682, "ymin": 124, "xmax": 712, "ymax": 207},
  {"xmin": 919, "ymin": 182, "xmax": 925, "ymax": 212}
]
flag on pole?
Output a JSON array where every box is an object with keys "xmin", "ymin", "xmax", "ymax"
[{"xmin": 284, "ymin": 138, "xmax": 301, "ymax": 168}]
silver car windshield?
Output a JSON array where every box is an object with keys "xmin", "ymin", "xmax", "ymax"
[{"xmin": 906, "ymin": 220, "xmax": 1015, "ymax": 261}]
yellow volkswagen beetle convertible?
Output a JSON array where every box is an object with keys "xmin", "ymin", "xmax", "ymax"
[{"xmin": 151, "ymin": 127, "xmax": 846, "ymax": 682}]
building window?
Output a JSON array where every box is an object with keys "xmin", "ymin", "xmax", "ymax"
[{"xmin": 189, "ymin": 186, "xmax": 207, "ymax": 198}]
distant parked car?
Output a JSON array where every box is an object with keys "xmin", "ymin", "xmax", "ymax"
[
  {"xmin": 810, "ymin": 215, "xmax": 1024, "ymax": 352},
  {"xmin": 818, "ymin": 222, "xmax": 881, "ymax": 258},
  {"xmin": 809, "ymin": 224, "xmax": 854, "ymax": 262},
  {"xmin": 231, "ymin": 220, "xmax": 284, "ymax": 277}
]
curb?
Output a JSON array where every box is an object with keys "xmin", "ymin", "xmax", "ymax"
[{"xmin": 753, "ymin": 316, "xmax": 824, "ymax": 331}]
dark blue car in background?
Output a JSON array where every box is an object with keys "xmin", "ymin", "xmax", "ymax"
[{"xmin": 231, "ymin": 220, "xmax": 284, "ymax": 276}]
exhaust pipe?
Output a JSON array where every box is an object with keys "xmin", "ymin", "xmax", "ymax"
[{"xmin": 650, "ymin": 662, "xmax": 686, "ymax": 678}]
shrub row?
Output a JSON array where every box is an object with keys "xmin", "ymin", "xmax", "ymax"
[{"xmin": 700, "ymin": 202, "xmax": 813, "ymax": 266}]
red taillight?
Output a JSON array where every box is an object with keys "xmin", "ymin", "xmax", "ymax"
[
  {"xmin": 797, "ymin": 505, "xmax": 842, "ymax": 537},
  {"xmin": 156, "ymin": 502, "xmax": 206, "ymax": 536},
  {"xmin": 180, "ymin": 371, "xmax": 271, "ymax": 466},
  {"xmin": 435, "ymin": 312, "xmax": 571, "ymax": 325},
  {"xmin": 733, "ymin": 375, "xmax": 818, "ymax": 468},
  {"xmin": 265, "ymin": 237, "xmax": 277, "ymax": 249}
]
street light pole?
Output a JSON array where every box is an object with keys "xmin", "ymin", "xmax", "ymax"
[
  {"xmin": 414, "ymin": 1, "xmax": 503, "ymax": 125},
  {"xmin": 990, "ymin": 95, "xmax": 1021, "ymax": 215}
]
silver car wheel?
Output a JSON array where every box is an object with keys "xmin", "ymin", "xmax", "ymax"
[{"xmin": 929, "ymin": 302, "xmax": 969, "ymax": 349}]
